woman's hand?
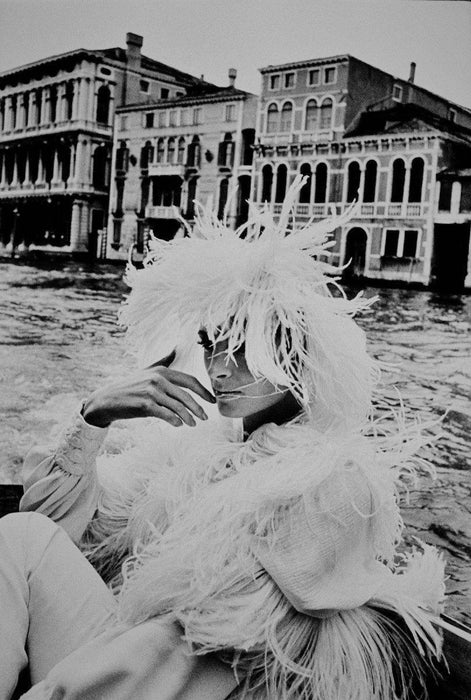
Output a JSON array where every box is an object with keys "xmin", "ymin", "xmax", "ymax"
[{"xmin": 81, "ymin": 351, "xmax": 216, "ymax": 428}]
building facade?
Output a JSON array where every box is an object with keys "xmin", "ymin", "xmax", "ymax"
[
  {"xmin": 253, "ymin": 55, "xmax": 471, "ymax": 290},
  {"xmin": 107, "ymin": 72, "xmax": 257, "ymax": 260},
  {"xmin": 0, "ymin": 33, "xmax": 209, "ymax": 257}
]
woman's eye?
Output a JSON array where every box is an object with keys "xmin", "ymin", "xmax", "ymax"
[{"xmin": 197, "ymin": 339, "xmax": 213, "ymax": 351}]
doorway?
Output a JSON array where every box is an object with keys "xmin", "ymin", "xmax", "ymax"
[
  {"xmin": 343, "ymin": 227, "xmax": 367, "ymax": 279},
  {"xmin": 432, "ymin": 223, "xmax": 470, "ymax": 291}
]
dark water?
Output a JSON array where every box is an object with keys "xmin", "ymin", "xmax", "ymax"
[{"xmin": 0, "ymin": 260, "xmax": 470, "ymax": 620}]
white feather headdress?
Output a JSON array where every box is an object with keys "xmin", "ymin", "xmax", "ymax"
[{"xmin": 120, "ymin": 176, "xmax": 379, "ymax": 430}]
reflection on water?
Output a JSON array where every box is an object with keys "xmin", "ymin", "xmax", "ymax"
[{"xmin": 0, "ymin": 261, "xmax": 470, "ymax": 620}]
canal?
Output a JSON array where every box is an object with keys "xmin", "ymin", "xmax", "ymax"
[{"xmin": 0, "ymin": 260, "xmax": 470, "ymax": 622}]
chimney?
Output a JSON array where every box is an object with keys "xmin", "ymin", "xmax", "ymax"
[
  {"xmin": 126, "ymin": 32, "xmax": 143, "ymax": 69},
  {"xmin": 228, "ymin": 68, "xmax": 237, "ymax": 87},
  {"xmin": 408, "ymin": 61, "xmax": 416, "ymax": 83}
]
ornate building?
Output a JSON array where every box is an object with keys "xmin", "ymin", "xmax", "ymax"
[
  {"xmin": 253, "ymin": 55, "xmax": 471, "ymax": 290},
  {"xmin": 106, "ymin": 70, "xmax": 257, "ymax": 260},
  {"xmin": 0, "ymin": 33, "xmax": 209, "ymax": 257}
]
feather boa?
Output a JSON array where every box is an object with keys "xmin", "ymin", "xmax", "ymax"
[{"xmin": 82, "ymin": 415, "xmax": 445, "ymax": 700}]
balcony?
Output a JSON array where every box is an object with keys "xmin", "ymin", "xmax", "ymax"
[
  {"xmin": 148, "ymin": 163, "xmax": 185, "ymax": 178},
  {"xmin": 145, "ymin": 205, "xmax": 181, "ymax": 219},
  {"xmin": 0, "ymin": 119, "xmax": 112, "ymax": 143},
  {"xmin": 268, "ymin": 202, "xmax": 427, "ymax": 220}
]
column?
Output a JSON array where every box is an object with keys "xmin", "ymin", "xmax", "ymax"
[
  {"xmin": 72, "ymin": 138, "xmax": 84, "ymax": 186},
  {"xmin": 70, "ymin": 200, "xmax": 82, "ymax": 250},
  {"xmin": 358, "ymin": 164, "xmax": 366, "ymax": 204},
  {"xmin": 82, "ymin": 139, "xmax": 92, "ymax": 187},
  {"xmin": 11, "ymin": 149, "xmax": 18, "ymax": 187},
  {"xmin": 37, "ymin": 147, "xmax": 44, "ymax": 183},
  {"xmin": 28, "ymin": 92, "xmax": 35, "ymax": 127},
  {"xmin": 4, "ymin": 96, "xmax": 12, "ymax": 131},
  {"xmin": 72, "ymin": 80, "xmax": 80, "ymax": 121},
  {"xmin": 40, "ymin": 86, "xmax": 49, "ymax": 125},
  {"xmin": 52, "ymin": 145, "xmax": 61, "ymax": 185},
  {"xmin": 87, "ymin": 80, "xmax": 96, "ymax": 123},
  {"xmin": 403, "ymin": 164, "xmax": 411, "ymax": 214},
  {"xmin": 80, "ymin": 200, "xmax": 90, "ymax": 250},
  {"xmin": 0, "ymin": 150, "xmax": 6, "ymax": 187},
  {"xmin": 24, "ymin": 149, "xmax": 30, "ymax": 185},
  {"xmin": 78, "ymin": 78, "xmax": 88, "ymax": 121}
]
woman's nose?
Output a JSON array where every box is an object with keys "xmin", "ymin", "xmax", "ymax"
[{"xmin": 207, "ymin": 353, "xmax": 233, "ymax": 380}]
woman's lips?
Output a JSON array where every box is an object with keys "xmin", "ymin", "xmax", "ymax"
[{"xmin": 214, "ymin": 389, "xmax": 242, "ymax": 397}]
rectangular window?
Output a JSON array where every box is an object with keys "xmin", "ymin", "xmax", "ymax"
[
  {"xmin": 225, "ymin": 104, "xmax": 236, "ymax": 122},
  {"xmin": 180, "ymin": 108, "xmax": 189, "ymax": 126},
  {"xmin": 393, "ymin": 84, "xmax": 403, "ymax": 102},
  {"xmin": 324, "ymin": 67, "xmax": 336, "ymax": 84},
  {"xmin": 140, "ymin": 79, "xmax": 150, "ymax": 93},
  {"xmin": 176, "ymin": 91, "xmax": 184, "ymax": 97},
  {"xmin": 382, "ymin": 228, "xmax": 420, "ymax": 257},
  {"xmin": 169, "ymin": 110, "xmax": 177, "ymax": 126},
  {"xmin": 269, "ymin": 74, "xmax": 280, "ymax": 90},
  {"xmin": 160, "ymin": 88, "xmax": 169, "ymax": 99},
  {"xmin": 284, "ymin": 72, "xmax": 295, "ymax": 89},
  {"xmin": 119, "ymin": 115, "xmax": 128, "ymax": 131},
  {"xmin": 383, "ymin": 229, "xmax": 400, "ymax": 256},
  {"xmin": 193, "ymin": 107, "xmax": 202, "ymax": 125},
  {"xmin": 144, "ymin": 112, "xmax": 154, "ymax": 128},
  {"xmin": 158, "ymin": 111, "xmax": 167, "ymax": 128},
  {"xmin": 403, "ymin": 230, "xmax": 419, "ymax": 257},
  {"xmin": 308, "ymin": 68, "xmax": 320, "ymax": 86}
]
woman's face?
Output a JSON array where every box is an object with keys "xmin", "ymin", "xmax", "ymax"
[{"xmin": 199, "ymin": 330, "xmax": 290, "ymax": 420}]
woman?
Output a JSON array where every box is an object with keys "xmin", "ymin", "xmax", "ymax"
[{"xmin": 4, "ymin": 178, "xmax": 445, "ymax": 699}]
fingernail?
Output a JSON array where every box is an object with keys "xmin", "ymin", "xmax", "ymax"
[{"xmin": 201, "ymin": 412, "xmax": 208, "ymax": 420}]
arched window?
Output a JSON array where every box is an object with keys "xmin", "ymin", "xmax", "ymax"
[
  {"xmin": 275, "ymin": 164, "xmax": 288, "ymax": 203},
  {"xmin": 177, "ymin": 137, "xmax": 186, "ymax": 164},
  {"xmin": 29, "ymin": 148, "xmax": 39, "ymax": 183},
  {"xmin": 60, "ymin": 144, "xmax": 71, "ymax": 183},
  {"xmin": 346, "ymin": 162, "xmax": 361, "ymax": 202},
  {"xmin": 43, "ymin": 148, "xmax": 54, "ymax": 183},
  {"xmin": 10, "ymin": 96, "xmax": 18, "ymax": 129},
  {"xmin": 186, "ymin": 177, "xmax": 198, "ymax": 218},
  {"xmin": 314, "ymin": 163, "xmax": 327, "ymax": 203},
  {"xmin": 35, "ymin": 89, "xmax": 42, "ymax": 125},
  {"xmin": 140, "ymin": 140, "xmax": 154, "ymax": 169},
  {"xmin": 218, "ymin": 178, "xmax": 229, "ymax": 219},
  {"xmin": 96, "ymin": 85, "xmax": 111, "ymax": 125},
  {"xmin": 391, "ymin": 158, "xmax": 406, "ymax": 202},
  {"xmin": 280, "ymin": 102, "xmax": 293, "ymax": 133},
  {"xmin": 266, "ymin": 103, "xmax": 279, "ymax": 133},
  {"xmin": 304, "ymin": 99, "xmax": 318, "ymax": 131},
  {"xmin": 22, "ymin": 93, "xmax": 29, "ymax": 127},
  {"xmin": 319, "ymin": 98, "xmax": 333, "ymax": 130},
  {"xmin": 408, "ymin": 157, "xmax": 424, "ymax": 202},
  {"xmin": 156, "ymin": 138, "xmax": 165, "ymax": 164},
  {"xmin": 299, "ymin": 163, "xmax": 312, "ymax": 203},
  {"xmin": 115, "ymin": 141, "xmax": 129, "ymax": 172},
  {"xmin": 187, "ymin": 136, "xmax": 201, "ymax": 167},
  {"xmin": 49, "ymin": 85, "xmax": 58, "ymax": 123},
  {"xmin": 65, "ymin": 82, "xmax": 74, "ymax": 121},
  {"xmin": 17, "ymin": 149, "xmax": 26, "ymax": 183},
  {"xmin": 363, "ymin": 160, "xmax": 377, "ymax": 203},
  {"xmin": 92, "ymin": 145, "xmax": 109, "ymax": 189},
  {"xmin": 167, "ymin": 137, "xmax": 175, "ymax": 163},
  {"xmin": 218, "ymin": 133, "xmax": 234, "ymax": 167},
  {"xmin": 261, "ymin": 164, "xmax": 273, "ymax": 202}
]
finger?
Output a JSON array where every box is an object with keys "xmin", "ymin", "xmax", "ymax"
[
  {"xmin": 157, "ymin": 394, "xmax": 198, "ymax": 427},
  {"xmin": 166, "ymin": 384, "xmax": 208, "ymax": 421},
  {"xmin": 151, "ymin": 405, "xmax": 184, "ymax": 427},
  {"xmin": 164, "ymin": 369, "xmax": 216, "ymax": 403},
  {"xmin": 146, "ymin": 349, "xmax": 177, "ymax": 370}
]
